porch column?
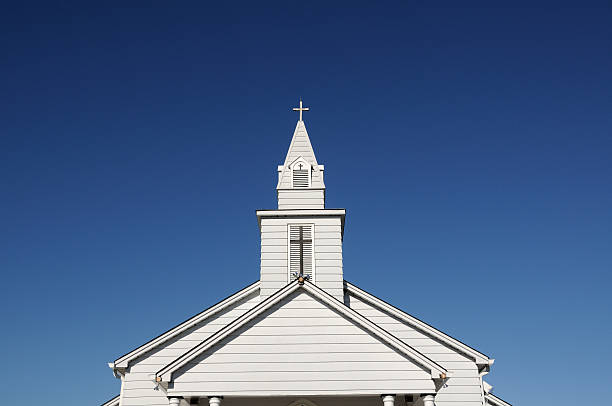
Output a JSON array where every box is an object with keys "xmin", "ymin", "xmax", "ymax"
[
  {"xmin": 209, "ymin": 396, "xmax": 223, "ymax": 406},
  {"xmin": 169, "ymin": 397, "xmax": 182, "ymax": 406},
  {"xmin": 422, "ymin": 395, "xmax": 435, "ymax": 406},
  {"xmin": 382, "ymin": 394, "xmax": 395, "ymax": 406}
]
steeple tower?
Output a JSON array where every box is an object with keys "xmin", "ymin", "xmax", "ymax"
[
  {"xmin": 257, "ymin": 102, "xmax": 345, "ymax": 300},
  {"xmin": 276, "ymin": 112, "xmax": 326, "ymax": 209}
]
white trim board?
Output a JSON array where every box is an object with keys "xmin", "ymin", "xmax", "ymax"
[
  {"xmin": 485, "ymin": 393, "xmax": 512, "ymax": 406},
  {"xmin": 100, "ymin": 395, "xmax": 119, "ymax": 406}
]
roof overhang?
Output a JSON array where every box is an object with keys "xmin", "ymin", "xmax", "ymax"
[
  {"xmin": 485, "ymin": 393, "xmax": 512, "ymax": 406},
  {"xmin": 345, "ymin": 281, "xmax": 491, "ymax": 366},
  {"xmin": 111, "ymin": 280, "xmax": 260, "ymax": 370},
  {"xmin": 256, "ymin": 209, "xmax": 345, "ymax": 232},
  {"xmin": 100, "ymin": 395, "xmax": 119, "ymax": 406}
]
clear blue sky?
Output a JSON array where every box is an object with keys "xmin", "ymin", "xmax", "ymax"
[{"xmin": 1, "ymin": 2, "xmax": 610, "ymax": 405}]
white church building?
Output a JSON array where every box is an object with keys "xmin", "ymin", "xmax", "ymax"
[{"xmin": 102, "ymin": 103, "xmax": 512, "ymax": 406}]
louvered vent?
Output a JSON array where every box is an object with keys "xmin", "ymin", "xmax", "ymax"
[
  {"xmin": 289, "ymin": 224, "xmax": 313, "ymax": 281},
  {"xmin": 292, "ymin": 169, "xmax": 310, "ymax": 188}
]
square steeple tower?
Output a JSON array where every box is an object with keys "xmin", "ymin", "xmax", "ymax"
[{"xmin": 258, "ymin": 103, "xmax": 345, "ymax": 300}]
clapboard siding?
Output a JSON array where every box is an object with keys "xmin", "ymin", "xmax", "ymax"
[
  {"xmin": 260, "ymin": 216, "xmax": 343, "ymax": 300},
  {"xmin": 278, "ymin": 189, "xmax": 325, "ymax": 210},
  {"xmin": 170, "ymin": 290, "xmax": 435, "ymax": 396},
  {"xmin": 120, "ymin": 292, "xmax": 261, "ymax": 405},
  {"xmin": 348, "ymin": 293, "xmax": 485, "ymax": 406}
]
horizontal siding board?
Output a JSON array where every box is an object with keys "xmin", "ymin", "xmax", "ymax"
[
  {"xmin": 278, "ymin": 204, "xmax": 325, "ymax": 209},
  {"xmin": 260, "ymin": 245, "xmax": 288, "ymax": 253},
  {"xmin": 170, "ymin": 290, "xmax": 436, "ymax": 395},
  {"xmin": 277, "ymin": 190, "xmax": 324, "ymax": 199}
]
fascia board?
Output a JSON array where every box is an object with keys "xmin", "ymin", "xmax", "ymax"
[
  {"xmin": 345, "ymin": 281, "xmax": 490, "ymax": 365},
  {"xmin": 100, "ymin": 395, "xmax": 119, "ymax": 406},
  {"xmin": 257, "ymin": 209, "xmax": 345, "ymax": 217},
  {"xmin": 485, "ymin": 394, "xmax": 512, "ymax": 406},
  {"xmin": 113, "ymin": 280, "xmax": 260, "ymax": 368}
]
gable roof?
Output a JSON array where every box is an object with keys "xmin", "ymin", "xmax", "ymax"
[
  {"xmin": 112, "ymin": 281, "xmax": 260, "ymax": 369},
  {"xmin": 485, "ymin": 393, "xmax": 512, "ymax": 406},
  {"xmin": 277, "ymin": 120, "xmax": 324, "ymax": 189},
  {"xmin": 156, "ymin": 279, "xmax": 447, "ymax": 382},
  {"xmin": 100, "ymin": 395, "xmax": 119, "ymax": 406},
  {"xmin": 345, "ymin": 280, "xmax": 492, "ymax": 366}
]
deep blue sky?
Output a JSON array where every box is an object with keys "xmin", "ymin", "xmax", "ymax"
[{"xmin": 1, "ymin": 2, "xmax": 611, "ymax": 405}]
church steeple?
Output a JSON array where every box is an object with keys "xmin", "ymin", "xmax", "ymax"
[
  {"xmin": 257, "ymin": 102, "xmax": 345, "ymax": 300},
  {"xmin": 276, "ymin": 102, "xmax": 325, "ymax": 209}
]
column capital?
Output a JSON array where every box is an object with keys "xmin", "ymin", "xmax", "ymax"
[
  {"xmin": 421, "ymin": 394, "xmax": 435, "ymax": 406},
  {"xmin": 381, "ymin": 394, "xmax": 395, "ymax": 406},
  {"xmin": 169, "ymin": 397, "xmax": 182, "ymax": 406},
  {"xmin": 208, "ymin": 396, "xmax": 223, "ymax": 406}
]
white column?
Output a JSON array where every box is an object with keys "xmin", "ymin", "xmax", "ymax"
[
  {"xmin": 382, "ymin": 395, "xmax": 395, "ymax": 406},
  {"xmin": 422, "ymin": 395, "xmax": 435, "ymax": 406},
  {"xmin": 209, "ymin": 396, "xmax": 223, "ymax": 406},
  {"xmin": 169, "ymin": 398, "xmax": 181, "ymax": 406}
]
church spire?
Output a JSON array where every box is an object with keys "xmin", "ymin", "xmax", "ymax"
[{"xmin": 276, "ymin": 100, "xmax": 325, "ymax": 209}]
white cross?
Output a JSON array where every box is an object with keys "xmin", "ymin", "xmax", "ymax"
[{"xmin": 292, "ymin": 99, "xmax": 310, "ymax": 121}]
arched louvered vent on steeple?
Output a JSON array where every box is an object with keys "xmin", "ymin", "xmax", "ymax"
[
  {"xmin": 290, "ymin": 157, "xmax": 311, "ymax": 188},
  {"xmin": 289, "ymin": 224, "xmax": 314, "ymax": 282}
]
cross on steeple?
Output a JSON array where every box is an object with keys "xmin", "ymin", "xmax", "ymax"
[{"xmin": 292, "ymin": 99, "xmax": 310, "ymax": 121}]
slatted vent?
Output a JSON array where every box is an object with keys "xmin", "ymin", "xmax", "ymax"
[
  {"xmin": 289, "ymin": 224, "xmax": 313, "ymax": 281},
  {"xmin": 292, "ymin": 169, "xmax": 310, "ymax": 188}
]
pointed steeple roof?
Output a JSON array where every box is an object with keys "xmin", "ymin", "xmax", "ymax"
[{"xmin": 277, "ymin": 120, "xmax": 325, "ymax": 189}]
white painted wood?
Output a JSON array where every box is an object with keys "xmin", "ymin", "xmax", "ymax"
[
  {"xmin": 485, "ymin": 393, "xmax": 512, "ymax": 406},
  {"xmin": 422, "ymin": 395, "xmax": 434, "ymax": 406},
  {"xmin": 260, "ymin": 215, "xmax": 343, "ymax": 300},
  {"xmin": 278, "ymin": 190, "xmax": 325, "ymax": 210},
  {"xmin": 382, "ymin": 395, "xmax": 395, "ymax": 406},
  {"xmin": 119, "ymin": 292, "xmax": 261, "ymax": 405},
  {"xmin": 101, "ymin": 394, "xmax": 120, "ymax": 406},
  {"xmin": 347, "ymin": 292, "xmax": 485, "ymax": 406},
  {"xmin": 346, "ymin": 282, "xmax": 490, "ymax": 365},
  {"xmin": 209, "ymin": 397, "xmax": 222, "ymax": 406},
  {"xmin": 277, "ymin": 121, "xmax": 325, "ymax": 191},
  {"xmin": 168, "ymin": 290, "xmax": 438, "ymax": 396},
  {"xmin": 113, "ymin": 281, "xmax": 260, "ymax": 369}
]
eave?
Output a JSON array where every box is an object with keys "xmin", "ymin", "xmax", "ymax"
[
  {"xmin": 256, "ymin": 209, "xmax": 346, "ymax": 232},
  {"xmin": 100, "ymin": 395, "xmax": 119, "ymax": 406},
  {"xmin": 485, "ymin": 393, "xmax": 512, "ymax": 406},
  {"xmin": 345, "ymin": 280, "xmax": 491, "ymax": 366},
  {"xmin": 111, "ymin": 280, "xmax": 260, "ymax": 369}
]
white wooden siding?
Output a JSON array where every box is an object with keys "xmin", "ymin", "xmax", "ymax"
[
  {"xmin": 347, "ymin": 293, "xmax": 485, "ymax": 406},
  {"xmin": 278, "ymin": 189, "xmax": 325, "ymax": 210},
  {"xmin": 119, "ymin": 292, "xmax": 261, "ymax": 406},
  {"xmin": 260, "ymin": 217, "xmax": 343, "ymax": 301},
  {"xmin": 170, "ymin": 290, "xmax": 435, "ymax": 397}
]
